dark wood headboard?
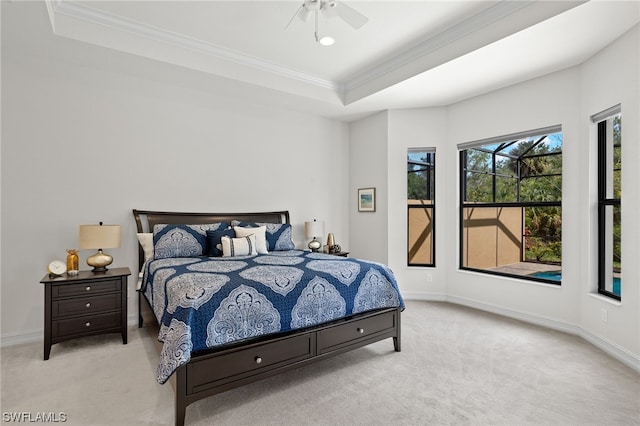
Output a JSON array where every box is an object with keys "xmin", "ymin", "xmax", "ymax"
[{"xmin": 132, "ymin": 209, "xmax": 290, "ymax": 271}]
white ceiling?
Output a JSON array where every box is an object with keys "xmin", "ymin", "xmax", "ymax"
[{"xmin": 45, "ymin": 0, "xmax": 640, "ymax": 121}]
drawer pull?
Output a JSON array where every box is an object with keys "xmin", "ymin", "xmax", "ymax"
[
  {"xmin": 85, "ymin": 286, "xmax": 91, "ymax": 291},
  {"xmin": 357, "ymin": 328, "xmax": 364, "ymax": 334},
  {"xmin": 85, "ymin": 322, "xmax": 91, "ymax": 327},
  {"xmin": 86, "ymin": 302, "xmax": 91, "ymax": 308},
  {"xmin": 255, "ymin": 357, "xmax": 263, "ymax": 364}
]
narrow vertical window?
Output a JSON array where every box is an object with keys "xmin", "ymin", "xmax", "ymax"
[
  {"xmin": 596, "ymin": 107, "xmax": 622, "ymax": 300},
  {"xmin": 408, "ymin": 148, "xmax": 435, "ymax": 267}
]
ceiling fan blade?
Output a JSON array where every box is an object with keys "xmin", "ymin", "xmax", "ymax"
[
  {"xmin": 284, "ymin": 3, "xmax": 309, "ymax": 30},
  {"xmin": 297, "ymin": 3, "xmax": 314, "ymax": 23},
  {"xmin": 324, "ymin": 1, "xmax": 368, "ymax": 29}
]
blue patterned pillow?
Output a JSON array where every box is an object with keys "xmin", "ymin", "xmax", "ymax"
[
  {"xmin": 153, "ymin": 223, "xmax": 227, "ymax": 259},
  {"xmin": 206, "ymin": 228, "xmax": 236, "ymax": 257},
  {"xmin": 232, "ymin": 221, "xmax": 295, "ymax": 251}
]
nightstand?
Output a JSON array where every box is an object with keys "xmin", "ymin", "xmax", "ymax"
[{"xmin": 39, "ymin": 267, "xmax": 131, "ymax": 360}]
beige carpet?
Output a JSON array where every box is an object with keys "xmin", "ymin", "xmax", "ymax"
[{"xmin": 1, "ymin": 301, "xmax": 638, "ymax": 425}]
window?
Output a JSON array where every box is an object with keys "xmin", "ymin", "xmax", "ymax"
[
  {"xmin": 459, "ymin": 126, "xmax": 562, "ymax": 283},
  {"xmin": 595, "ymin": 106, "xmax": 621, "ymax": 300},
  {"xmin": 408, "ymin": 148, "xmax": 435, "ymax": 266}
]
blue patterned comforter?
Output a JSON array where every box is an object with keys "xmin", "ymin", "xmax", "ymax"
[{"xmin": 141, "ymin": 250, "xmax": 404, "ymax": 383}]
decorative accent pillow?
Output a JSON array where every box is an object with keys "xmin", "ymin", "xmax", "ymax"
[
  {"xmin": 232, "ymin": 222, "xmax": 295, "ymax": 251},
  {"xmin": 153, "ymin": 223, "xmax": 227, "ymax": 259},
  {"xmin": 206, "ymin": 228, "xmax": 236, "ymax": 257},
  {"xmin": 136, "ymin": 233, "xmax": 154, "ymax": 263},
  {"xmin": 234, "ymin": 226, "xmax": 268, "ymax": 254},
  {"xmin": 221, "ymin": 234, "xmax": 257, "ymax": 257}
]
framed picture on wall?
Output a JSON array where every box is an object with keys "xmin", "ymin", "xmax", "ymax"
[{"xmin": 358, "ymin": 188, "xmax": 376, "ymax": 212}]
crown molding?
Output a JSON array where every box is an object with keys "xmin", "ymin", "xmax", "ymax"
[
  {"xmin": 44, "ymin": 1, "xmax": 585, "ymax": 105},
  {"xmin": 47, "ymin": 0, "xmax": 342, "ymax": 93},
  {"xmin": 343, "ymin": 1, "xmax": 534, "ymax": 93},
  {"xmin": 44, "ymin": 0, "xmax": 540, "ymax": 99}
]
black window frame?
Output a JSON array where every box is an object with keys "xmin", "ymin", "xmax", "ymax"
[
  {"xmin": 458, "ymin": 127, "xmax": 563, "ymax": 285},
  {"xmin": 596, "ymin": 109, "xmax": 622, "ymax": 301},
  {"xmin": 407, "ymin": 148, "xmax": 435, "ymax": 267}
]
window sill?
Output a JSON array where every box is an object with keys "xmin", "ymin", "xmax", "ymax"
[{"xmin": 588, "ymin": 292, "xmax": 622, "ymax": 307}]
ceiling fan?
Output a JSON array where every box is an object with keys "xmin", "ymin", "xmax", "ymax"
[{"xmin": 285, "ymin": 0, "xmax": 369, "ymax": 46}]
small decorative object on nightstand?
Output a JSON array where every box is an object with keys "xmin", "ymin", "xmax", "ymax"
[
  {"xmin": 325, "ymin": 233, "xmax": 342, "ymax": 254},
  {"xmin": 326, "ymin": 233, "xmax": 335, "ymax": 247},
  {"xmin": 47, "ymin": 260, "xmax": 67, "ymax": 277},
  {"xmin": 305, "ymin": 219, "xmax": 324, "ymax": 252},
  {"xmin": 66, "ymin": 249, "xmax": 79, "ymax": 275},
  {"xmin": 79, "ymin": 222, "xmax": 121, "ymax": 272},
  {"xmin": 39, "ymin": 267, "xmax": 131, "ymax": 360}
]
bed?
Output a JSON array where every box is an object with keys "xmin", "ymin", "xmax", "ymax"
[{"xmin": 133, "ymin": 209, "xmax": 403, "ymax": 426}]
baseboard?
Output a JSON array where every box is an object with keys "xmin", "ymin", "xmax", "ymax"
[
  {"xmin": 0, "ymin": 315, "xmax": 140, "ymax": 348},
  {"xmin": 0, "ymin": 328, "xmax": 42, "ymax": 347},
  {"xmin": 445, "ymin": 294, "xmax": 581, "ymax": 335},
  {"xmin": 442, "ymin": 295, "xmax": 640, "ymax": 373},
  {"xmin": 401, "ymin": 291, "xmax": 447, "ymax": 301},
  {"xmin": 580, "ymin": 328, "xmax": 640, "ymax": 372}
]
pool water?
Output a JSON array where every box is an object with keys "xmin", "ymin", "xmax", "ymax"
[{"xmin": 530, "ymin": 271, "xmax": 621, "ymax": 296}]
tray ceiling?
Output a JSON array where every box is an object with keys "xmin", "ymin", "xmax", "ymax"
[{"xmin": 44, "ymin": 1, "xmax": 640, "ymax": 120}]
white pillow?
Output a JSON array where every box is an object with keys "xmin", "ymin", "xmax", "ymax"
[
  {"xmin": 221, "ymin": 234, "xmax": 258, "ymax": 257},
  {"xmin": 234, "ymin": 226, "xmax": 268, "ymax": 254},
  {"xmin": 137, "ymin": 233, "xmax": 154, "ymax": 263}
]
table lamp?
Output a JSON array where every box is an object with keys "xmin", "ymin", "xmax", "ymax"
[
  {"xmin": 79, "ymin": 222, "xmax": 121, "ymax": 272},
  {"xmin": 304, "ymin": 219, "xmax": 324, "ymax": 252}
]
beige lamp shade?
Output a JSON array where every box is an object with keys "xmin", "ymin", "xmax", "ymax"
[
  {"xmin": 304, "ymin": 220, "xmax": 324, "ymax": 239},
  {"xmin": 79, "ymin": 224, "xmax": 121, "ymax": 272},
  {"xmin": 79, "ymin": 224, "xmax": 121, "ymax": 249},
  {"xmin": 304, "ymin": 220, "xmax": 324, "ymax": 252}
]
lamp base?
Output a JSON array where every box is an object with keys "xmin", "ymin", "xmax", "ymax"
[
  {"xmin": 87, "ymin": 249, "xmax": 113, "ymax": 273},
  {"xmin": 308, "ymin": 238, "xmax": 321, "ymax": 252}
]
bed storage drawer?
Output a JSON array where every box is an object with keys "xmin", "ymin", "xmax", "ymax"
[
  {"xmin": 317, "ymin": 309, "xmax": 397, "ymax": 354},
  {"xmin": 187, "ymin": 333, "xmax": 313, "ymax": 393}
]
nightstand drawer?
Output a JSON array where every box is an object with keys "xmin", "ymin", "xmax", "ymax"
[
  {"xmin": 52, "ymin": 279, "xmax": 120, "ymax": 298},
  {"xmin": 52, "ymin": 312, "xmax": 121, "ymax": 338},
  {"xmin": 52, "ymin": 293, "xmax": 121, "ymax": 319}
]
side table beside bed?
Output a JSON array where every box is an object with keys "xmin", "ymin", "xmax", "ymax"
[{"xmin": 39, "ymin": 267, "xmax": 131, "ymax": 360}]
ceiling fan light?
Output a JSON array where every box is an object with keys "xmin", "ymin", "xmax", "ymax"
[{"xmin": 319, "ymin": 35, "xmax": 335, "ymax": 46}]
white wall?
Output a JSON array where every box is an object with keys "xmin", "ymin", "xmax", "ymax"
[
  {"xmin": 0, "ymin": 2, "xmax": 349, "ymax": 344},
  {"xmin": 446, "ymin": 67, "xmax": 582, "ymax": 325},
  {"xmin": 579, "ymin": 26, "xmax": 639, "ymax": 360},
  {"xmin": 354, "ymin": 26, "xmax": 639, "ymax": 368},
  {"xmin": 348, "ymin": 111, "xmax": 389, "ymax": 263},
  {"xmin": 387, "ymin": 108, "xmax": 448, "ymax": 299}
]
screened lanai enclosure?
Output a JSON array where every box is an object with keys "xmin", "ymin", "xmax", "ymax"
[{"xmin": 459, "ymin": 128, "xmax": 563, "ymax": 285}]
